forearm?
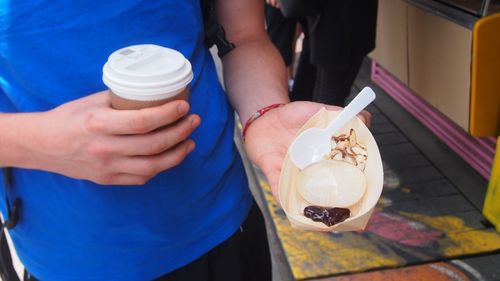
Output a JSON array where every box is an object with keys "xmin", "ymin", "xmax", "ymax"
[
  {"xmin": 0, "ymin": 112, "xmax": 42, "ymax": 168},
  {"xmin": 222, "ymin": 37, "xmax": 290, "ymax": 125}
]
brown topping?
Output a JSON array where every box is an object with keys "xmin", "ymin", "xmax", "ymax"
[
  {"xmin": 304, "ymin": 205, "xmax": 351, "ymax": 226},
  {"xmin": 332, "ymin": 134, "xmax": 348, "ymax": 142},
  {"xmin": 349, "ymin": 128, "xmax": 357, "ymax": 146},
  {"xmin": 324, "ymin": 128, "xmax": 368, "ymax": 170}
]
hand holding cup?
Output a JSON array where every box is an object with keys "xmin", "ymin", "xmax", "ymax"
[{"xmin": 103, "ymin": 44, "xmax": 193, "ymax": 110}]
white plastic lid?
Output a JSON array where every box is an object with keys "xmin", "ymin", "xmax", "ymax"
[{"xmin": 102, "ymin": 44, "xmax": 193, "ymax": 101}]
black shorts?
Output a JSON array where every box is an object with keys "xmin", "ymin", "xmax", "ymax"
[{"xmin": 155, "ymin": 201, "xmax": 272, "ymax": 281}]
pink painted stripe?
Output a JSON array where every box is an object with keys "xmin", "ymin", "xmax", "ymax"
[
  {"xmin": 396, "ymin": 95, "xmax": 491, "ymax": 176},
  {"xmin": 378, "ymin": 69, "xmax": 495, "ymax": 159},
  {"xmin": 371, "ymin": 61, "xmax": 494, "ymax": 179},
  {"xmin": 382, "ymin": 71, "xmax": 493, "ymax": 164},
  {"xmin": 477, "ymin": 138, "xmax": 497, "ymax": 154},
  {"xmin": 486, "ymin": 137, "xmax": 497, "ymax": 145},
  {"xmin": 373, "ymin": 65, "xmax": 493, "ymax": 177},
  {"xmin": 400, "ymin": 88, "xmax": 493, "ymax": 161},
  {"xmin": 389, "ymin": 91, "xmax": 491, "ymax": 173},
  {"xmin": 372, "ymin": 71, "xmax": 491, "ymax": 178},
  {"xmin": 372, "ymin": 62, "xmax": 493, "ymax": 178}
]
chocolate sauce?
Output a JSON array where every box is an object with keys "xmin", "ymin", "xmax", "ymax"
[{"xmin": 303, "ymin": 205, "xmax": 350, "ymax": 226}]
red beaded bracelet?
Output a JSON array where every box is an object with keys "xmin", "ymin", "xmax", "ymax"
[{"xmin": 242, "ymin": 103, "xmax": 286, "ymax": 141}]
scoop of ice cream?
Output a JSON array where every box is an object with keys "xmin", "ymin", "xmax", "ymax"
[{"xmin": 296, "ymin": 160, "xmax": 366, "ymax": 208}]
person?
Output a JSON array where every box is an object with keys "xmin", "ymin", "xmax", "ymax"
[
  {"xmin": 264, "ymin": 1, "xmax": 298, "ymax": 78},
  {"xmin": 266, "ymin": 0, "xmax": 378, "ymax": 106},
  {"xmin": 308, "ymin": 0, "xmax": 378, "ymax": 106},
  {"xmin": 264, "ymin": 0, "xmax": 317, "ymax": 101},
  {"xmin": 0, "ymin": 0, "xmax": 369, "ymax": 280}
]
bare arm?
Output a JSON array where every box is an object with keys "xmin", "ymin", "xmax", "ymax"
[
  {"xmin": 0, "ymin": 92, "xmax": 199, "ymax": 185},
  {"xmin": 217, "ymin": 0, "xmax": 289, "ymax": 125},
  {"xmin": 214, "ymin": 1, "xmax": 372, "ymax": 200}
]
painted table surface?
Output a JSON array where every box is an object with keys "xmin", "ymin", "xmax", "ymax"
[
  {"xmin": 258, "ymin": 104, "xmax": 500, "ymax": 280},
  {"xmin": 315, "ymin": 255, "xmax": 500, "ymax": 281}
]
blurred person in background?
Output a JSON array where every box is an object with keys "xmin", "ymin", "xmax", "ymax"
[
  {"xmin": 264, "ymin": 0, "xmax": 317, "ymax": 102},
  {"xmin": 266, "ymin": 0, "xmax": 378, "ymax": 106}
]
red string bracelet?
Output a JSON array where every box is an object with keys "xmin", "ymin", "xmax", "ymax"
[{"xmin": 242, "ymin": 103, "xmax": 286, "ymax": 141}]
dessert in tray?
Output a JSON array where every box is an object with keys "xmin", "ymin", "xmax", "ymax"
[
  {"xmin": 279, "ymin": 108, "xmax": 383, "ymax": 232},
  {"xmin": 297, "ymin": 129, "xmax": 367, "ymax": 226}
]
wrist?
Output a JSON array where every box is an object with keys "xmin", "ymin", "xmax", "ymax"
[
  {"xmin": 0, "ymin": 112, "xmax": 44, "ymax": 168},
  {"xmin": 242, "ymin": 103, "xmax": 286, "ymax": 141}
]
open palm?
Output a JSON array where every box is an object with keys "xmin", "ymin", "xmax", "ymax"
[{"xmin": 244, "ymin": 101, "xmax": 370, "ymax": 202}]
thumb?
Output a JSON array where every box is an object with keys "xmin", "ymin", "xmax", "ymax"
[
  {"xmin": 357, "ymin": 110, "xmax": 372, "ymax": 128},
  {"xmin": 261, "ymin": 166, "xmax": 282, "ymax": 208}
]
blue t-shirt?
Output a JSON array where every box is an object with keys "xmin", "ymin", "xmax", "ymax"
[{"xmin": 0, "ymin": 1, "xmax": 252, "ymax": 280}]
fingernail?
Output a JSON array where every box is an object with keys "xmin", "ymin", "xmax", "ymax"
[
  {"xmin": 191, "ymin": 116, "xmax": 200, "ymax": 128},
  {"xmin": 177, "ymin": 102, "xmax": 188, "ymax": 114},
  {"xmin": 187, "ymin": 141, "xmax": 196, "ymax": 153}
]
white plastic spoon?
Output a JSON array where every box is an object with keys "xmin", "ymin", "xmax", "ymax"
[{"xmin": 289, "ymin": 87, "xmax": 376, "ymax": 169}]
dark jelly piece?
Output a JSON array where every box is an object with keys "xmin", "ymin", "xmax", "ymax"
[{"xmin": 304, "ymin": 205, "xmax": 351, "ymax": 226}]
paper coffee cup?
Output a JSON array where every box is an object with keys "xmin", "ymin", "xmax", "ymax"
[{"xmin": 103, "ymin": 44, "xmax": 193, "ymax": 110}]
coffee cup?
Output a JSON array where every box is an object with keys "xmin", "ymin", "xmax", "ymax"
[{"xmin": 102, "ymin": 44, "xmax": 193, "ymax": 110}]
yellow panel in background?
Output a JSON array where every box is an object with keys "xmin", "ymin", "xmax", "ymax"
[
  {"xmin": 470, "ymin": 13, "xmax": 500, "ymax": 137},
  {"xmin": 484, "ymin": 138, "xmax": 500, "ymax": 232}
]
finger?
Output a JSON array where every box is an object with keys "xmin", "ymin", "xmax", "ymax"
[
  {"xmin": 115, "ymin": 140, "xmax": 196, "ymax": 176},
  {"xmin": 254, "ymin": 153, "xmax": 283, "ymax": 201},
  {"xmin": 109, "ymin": 114, "xmax": 200, "ymax": 156},
  {"xmin": 316, "ymin": 102, "xmax": 372, "ymax": 126},
  {"xmin": 86, "ymin": 100, "xmax": 190, "ymax": 135},
  {"xmin": 81, "ymin": 91, "xmax": 112, "ymax": 105},
  {"xmin": 266, "ymin": 168, "xmax": 281, "ymax": 201},
  {"xmin": 357, "ymin": 110, "xmax": 372, "ymax": 128},
  {"xmin": 322, "ymin": 104, "xmax": 343, "ymax": 112},
  {"xmin": 279, "ymin": 102, "xmax": 339, "ymax": 130},
  {"xmin": 291, "ymin": 101, "xmax": 342, "ymax": 116},
  {"xmin": 99, "ymin": 174, "xmax": 150, "ymax": 186},
  {"xmin": 261, "ymin": 162, "xmax": 282, "ymax": 206}
]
